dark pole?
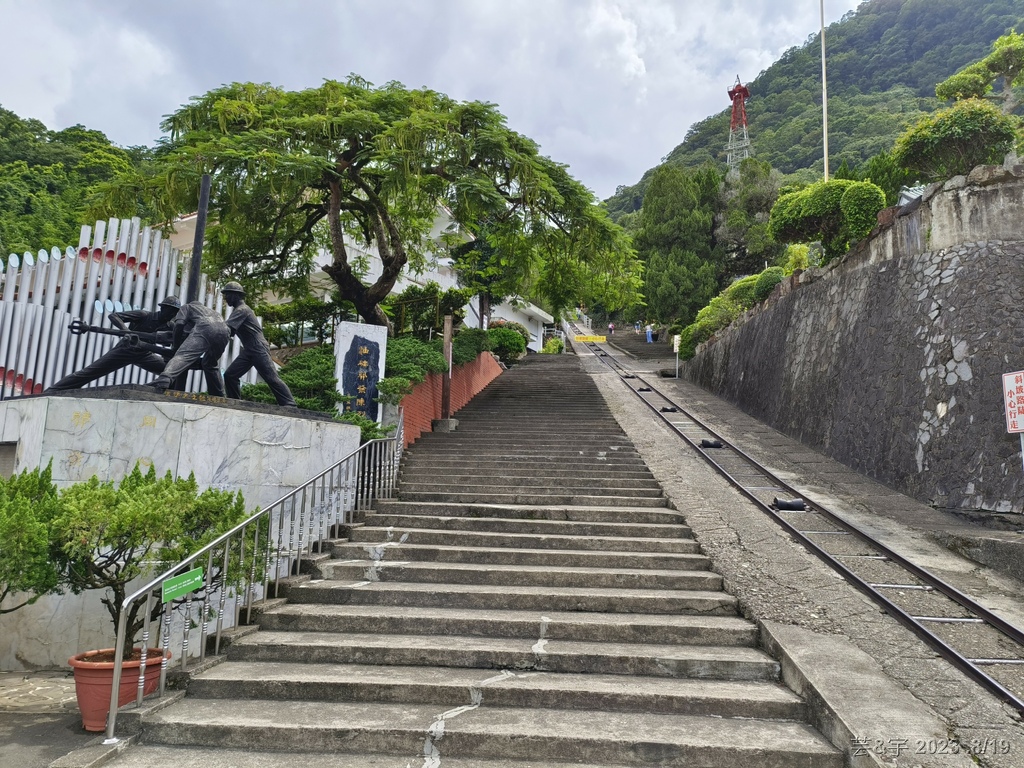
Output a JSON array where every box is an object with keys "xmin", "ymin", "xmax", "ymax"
[
  {"xmin": 186, "ymin": 173, "xmax": 212, "ymax": 304},
  {"xmin": 441, "ymin": 314, "xmax": 453, "ymax": 419}
]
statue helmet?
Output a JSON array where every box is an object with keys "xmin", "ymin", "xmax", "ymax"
[
  {"xmin": 220, "ymin": 281, "xmax": 246, "ymax": 296},
  {"xmin": 158, "ymin": 295, "xmax": 181, "ymax": 310}
]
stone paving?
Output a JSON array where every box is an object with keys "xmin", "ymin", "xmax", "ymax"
[{"xmin": 0, "ymin": 670, "xmax": 78, "ymax": 713}]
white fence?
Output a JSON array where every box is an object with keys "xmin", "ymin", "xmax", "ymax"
[{"xmin": 0, "ymin": 218, "xmax": 257, "ymax": 399}]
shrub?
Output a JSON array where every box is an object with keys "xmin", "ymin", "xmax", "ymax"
[
  {"xmin": 488, "ymin": 326, "xmax": 527, "ymax": 365},
  {"xmin": 241, "ymin": 345, "xmax": 343, "ymax": 414},
  {"xmin": 752, "ymin": 267, "xmax": 785, "ymax": 303},
  {"xmin": 768, "ymin": 178, "xmax": 886, "ymax": 262},
  {"xmin": 678, "ymin": 296, "xmax": 741, "ymax": 360},
  {"xmin": 384, "ymin": 335, "xmax": 448, "ymax": 382},
  {"xmin": 451, "ymin": 328, "xmax": 492, "ymax": 366},
  {"xmin": 892, "ymin": 99, "xmax": 1019, "ymax": 182},
  {"xmin": 337, "ymin": 411, "xmax": 396, "ymax": 442},
  {"xmin": 488, "ymin": 318, "xmax": 531, "ymax": 347},
  {"xmin": 724, "ymin": 275, "xmax": 760, "ymax": 310},
  {"xmin": 541, "ymin": 336, "xmax": 564, "ymax": 354}
]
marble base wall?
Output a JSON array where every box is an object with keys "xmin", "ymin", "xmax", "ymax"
[{"xmin": 0, "ymin": 395, "xmax": 360, "ymax": 670}]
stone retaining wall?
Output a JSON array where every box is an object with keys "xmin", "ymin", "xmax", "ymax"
[{"xmin": 682, "ymin": 165, "xmax": 1024, "ymax": 523}]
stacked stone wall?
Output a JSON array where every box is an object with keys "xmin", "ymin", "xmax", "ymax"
[{"xmin": 682, "ymin": 167, "xmax": 1024, "ymax": 522}]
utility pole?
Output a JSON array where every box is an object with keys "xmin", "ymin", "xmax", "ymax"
[
  {"xmin": 441, "ymin": 314, "xmax": 453, "ymax": 420},
  {"xmin": 820, "ymin": 0, "xmax": 830, "ymax": 180},
  {"xmin": 186, "ymin": 174, "xmax": 212, "ymax": 304}
]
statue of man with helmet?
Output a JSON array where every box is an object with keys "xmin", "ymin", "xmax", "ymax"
[
  {"xmin": 46, "ymin": 295, "xmax": 182, "ymax": 391},
  {"xmin": 219, "ymin": 281, "xmax": 297, "ymax": 408}
]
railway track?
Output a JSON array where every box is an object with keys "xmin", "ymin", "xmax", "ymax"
[{"xmin": 569, "ymin": 323, "xmax": 1024, "ymax": 715}]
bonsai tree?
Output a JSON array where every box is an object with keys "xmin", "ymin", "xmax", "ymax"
[
  {"xmin": 50, "ymin": 464, "xmax": 250, "ymax": 660},
  {"xmin": 0, "ymin": 464, "xmax": 62, "ymax": 614},
  {"xmin": 892, "ymin": 99, "xmax": 1020, "ymax": 183}
]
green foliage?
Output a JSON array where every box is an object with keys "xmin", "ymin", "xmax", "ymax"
[
  {"xmin": 678, "ymin": 296, "xmax": 742, "ymax": 360},
  {"xmin": 835, "ymin": 150, "xmax": 916, "ymax": 207},
  {"xmin": 541, "ymin": 336, "xmax": 565, "ymax": 354},
  {"xmin": 384, "ymin": 335, "xmax": 448, "ymax": 383},
  {"xmin": 723, "ymin": 275, "xmax": 760, "ymax": 309},
  {"xmin": 49, "ymin": 464, "xmax": 248, "ymax": 658},
  {"xmin": 451, "ymin": 328, "xmax": 492, "ymax": 366},
  {"xmin": 892, "ymin": 98, "xmax": 1020, "ymax": 182},
  {"xmin": 782, "ymin": 244, "xmax": 811, "ymax": 273},
  {"xmin": 0, "ymin": 108, "xmax": 141, "ymax": 254},
  {"xmin": 715, "ymin": 159, "xmax": 788, "ymax": 279},
  {"xmin": 384, "ymin": 281, "xmax": 472, "ymax": 341},
  {"xmin": 241, "ymin": 345, "xmax": 343, "ymax": 414},
  {"xmin": 255, "ymin": 295, "xmax": 357, "ymax": 347},
  {"xmin": 374, "ymin": 376, "xmax": 414, "ymax": 406},
  {"xmin": 487, "ymin": 326, "xmax": 527, "ymax": 365},
  {"xmin": 634, "ymin": 164, "xmax": 722, "ymax": 325},
  {"xmin": 94, "ymin": 78, "xmax": 642, "ymax": 326},
  {"xmin": 0, "ymin": 464, "xmax": 61, "ymax": 614},
  {"xmin": 768, "ymin": 178, "xmax": 887, "ymax": 261},
  {"xmin": 487, "ymin": 318, "xmax": 531, "ymax": 347},
  {"xmin": 937, "ymin": 31, "xmax": 1024, "ymax": 112},
  {"xmin": 753, "ymin": 266, "xmax": 786, "ymax": 303}
]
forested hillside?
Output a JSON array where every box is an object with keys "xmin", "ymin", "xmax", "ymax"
[
  {"xmin": 0, "ymin": 108, "xmax": 144, "ymax": 255},
  {"xmin": 605, "ymin": 0, "xmax": 1024, "ymax": 220}
]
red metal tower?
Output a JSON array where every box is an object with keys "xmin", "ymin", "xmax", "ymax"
[{"xmin": 726, "ymin": 76, "xmax": 752, "ymax": 170}]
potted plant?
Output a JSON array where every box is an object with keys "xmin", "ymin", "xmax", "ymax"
[{"xmin": 49, "ymin": 465, "xmax": 248, "ymax": 731}]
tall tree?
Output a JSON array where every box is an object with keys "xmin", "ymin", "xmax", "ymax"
[
  {"xmin": 96, "ymin": 78, "xmax": 641, "ymax": 330},
  {"xmin": 715, "ymin": 158, "xmax": 787, "ymax": 279},
  {"xmin": 634, "ymin": 164, "xmax": 720, "ymax": 325}
]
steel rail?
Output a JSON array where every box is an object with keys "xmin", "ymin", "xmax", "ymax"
[{"xmin": 570, "ymin": 326, "xmax": 1024, "ymax": 715}]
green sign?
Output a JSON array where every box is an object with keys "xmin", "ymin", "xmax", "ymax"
[{"xmin": 162, "ymin": 567, "xmax": 204, "ymax": 603}]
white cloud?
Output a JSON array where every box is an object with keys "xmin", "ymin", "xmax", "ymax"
[{"xmin": 0, "ymin": 0, "xmax": 862, "ymax": 197}]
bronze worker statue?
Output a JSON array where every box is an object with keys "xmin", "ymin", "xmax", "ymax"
[
  {"xmin": 46, "ymin": 296, "xmax": 181, "ymax": 392},
  {"xmin": 220, "ymin": 282, "xmax": 297, "ymax": 407},
  {"xmin": 146, "ymin": 301, "xmax": 230, "ymax": 396}
]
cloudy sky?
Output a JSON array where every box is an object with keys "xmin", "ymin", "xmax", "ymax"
[{"xmin": 0, "ymin": 0, "xmax": 862, "ymax": 199}]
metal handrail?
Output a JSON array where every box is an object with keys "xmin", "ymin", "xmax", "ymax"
[{"xmin": 102, "ymin": 408, "xmax": 404, "ymax": 743}]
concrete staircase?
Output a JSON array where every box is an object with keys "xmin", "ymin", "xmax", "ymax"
[{"xmin": 110, "ymin": 355, "xmax": 842, "ymax": 767}]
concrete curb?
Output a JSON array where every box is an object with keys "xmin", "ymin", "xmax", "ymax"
[{"xmin": 760, "ymin": 620, "xmax": 977, "ymax": 768}]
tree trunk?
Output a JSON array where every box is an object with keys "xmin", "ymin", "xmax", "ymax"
[{"xmin": 479, "ymin": 293, "xmax": 491, "ymax": 329}]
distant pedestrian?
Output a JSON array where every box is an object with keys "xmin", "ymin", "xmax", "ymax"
[
  {"xmin": 608, "ymin": 322, "xmax": 615, "ymax": 335},
  {"xmin": 634, "ymin": 321, "xmax": 641, "ymax": 335},
  {"xmin": 645, "ymin": 323, "xmax": 653, "ymax": 343}
]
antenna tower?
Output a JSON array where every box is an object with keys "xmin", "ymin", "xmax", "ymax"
[{"xmin": 726, "ymin": 75, "xmax": 752, "ymax": 170}]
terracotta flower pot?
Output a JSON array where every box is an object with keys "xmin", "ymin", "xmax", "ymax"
[{"xmin": 68, "ymin": 647, "xmax": 170, "ymax": 732}]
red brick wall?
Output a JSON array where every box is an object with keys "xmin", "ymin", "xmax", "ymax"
[{"xmin": 400, "ymin": 353, "xmax": 504, "ymax": 446}]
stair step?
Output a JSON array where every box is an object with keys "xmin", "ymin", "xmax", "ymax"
[
  {"xmin": 397, "ymin": 491, "xmax": 669, "ymax": 507},
  {"xmin": 359, "ymin": 514, "xmax": 682, "ymax": 538},
  {"xmin": 228, "ymin": 631, "xmax": 779, "ymax": 680},
  {"xmin": 97, "ymin": 746, "xmax": 649, "ymax": 768},
  {"xmin": 399, "ymin": 466, "xmax": 658, "ymax": 480},
  {"xmin": 140, "ymin": 700, "xmax": 841, "ymax": 767},
  {"xmin": 282, "ymin": 580, "xmax": 738, "ymax": 614},
  {"xmin": 189, "ymin": 662, "xmax": 805, "ymax": 719},
  {"xmin": 398, "ymin": 480, "xmax": 664, "ymax": 494},
  {"xmin": 258, "ymin": 605, "xmax": 757, "ymax": 646},
  {"xmin": 370, "ymin": 500, "xmax": 684, "ymax": 524},
  {"xmin": 346, "ymin": 527, "xmax": 702, "ymax": 553},
  {"xmin": 315, "ymin": 560, "xmax": 723, "ymax": 591},
  {"xmin": 328, "ymin": 541, "xmax": 711, "ymax": 570}
]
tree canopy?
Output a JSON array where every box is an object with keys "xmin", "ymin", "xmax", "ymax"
[{"xmin": 96, "ymin": 78, "xmax": 641, "ymax": 330}]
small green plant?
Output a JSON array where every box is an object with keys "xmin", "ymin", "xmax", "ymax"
[
  {"xmin": 375, "ymin": 376, "xmax": 414, "ymax": 406},
  {"xmin": 541, "ymin": 336, "xmax": 564, "ymax": 354},
  {"xmin": 752, "ymin": 267, "xmax": 785, "ymax": 303},
  {"xmin": 488, "ymin": 319, "xmax": 531, "ymax": 347},
  {"xmin": 488, "ymin": 326, "xmax": 527, "ymax": 365},
  {"xmin": 338, "ymin": 411, "xmax": 396, "ymax": 442}
]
